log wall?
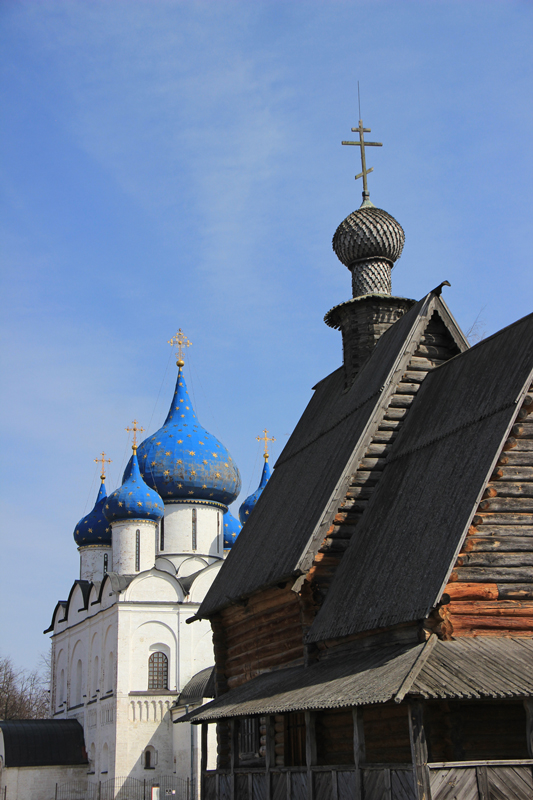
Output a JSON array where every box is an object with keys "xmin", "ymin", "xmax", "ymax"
[
  {"xmin": 363, "ymin": 703, "xmax": 412, "ymax": 764},
  {"xmin": 316, "ymin": 708, "xmax": 354, "ymax": 766},
  {"xmin": 439, "ymin": 385, "xmax": 533, "ymax": 637},
  {"xmin": 426, "ymin": 701, "xmax": 529, "ymax": 762}
]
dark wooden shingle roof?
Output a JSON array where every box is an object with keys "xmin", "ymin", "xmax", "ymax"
[
  {"xmin": 308, "ymin": 311, "xmax": 533, "ymax": 642},
  {"xmin": 200, "ymin": 292, "xmax": 465, "ymax": 617}
]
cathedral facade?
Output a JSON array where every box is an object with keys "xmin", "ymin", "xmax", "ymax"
[{"xmin": 44, "ymin": 344, "xmax": 248, "ymax": 793}]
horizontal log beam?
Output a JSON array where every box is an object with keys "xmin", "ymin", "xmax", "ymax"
[
  {"xmin": 462, "ymin": 536, "xmax": 533, "ymax": 552},
  {"xmin": 456, "ymin": 553, "xmax": 533, "ymax": 567},
  {"xmin": 449, "ymin": 566, "xmax": 533, "ymax": 582},
  {"xmin": 478, "ymin": 497, "xmax": 533, "ymax": 512},
  {"xmin": 473, "ymin": 513, "xmax": 533, "ymax": 526}
]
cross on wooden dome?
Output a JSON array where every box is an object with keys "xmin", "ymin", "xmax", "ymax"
[
  {"xmin": 94, "ymin": 451, "xmax": 112, "ymax": 481},
  {"xmin": 257, "ymin": 429, "xmax": 275, "ymax": 462},
  {"xmin": 126, "ymin": 420, "xmax": 145, "ymax": 451},
  {"xmin": 168, "ymin": 329, "xmax": 192, "ymax": 367},
  {"xmin": 342, "ymin": 119, "xmax": 382, "ymax": 199}
]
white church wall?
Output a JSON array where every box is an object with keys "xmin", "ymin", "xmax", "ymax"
[
  {"xmin": 111, "ymin": 519, "xmax": 157, "ymax": 575},
  {"xmin": 80, "ymin": 545, "xmax": 112, "ymax": 583},
  {"xmin": 124, "ymin": 571, "xmax": 184, "ymax": 604},
  {"xmin": 188, "ymin": 562, "xmax": 223, "ymax": 604},
  {"xmin": 177, "ymin": 557, "xmax": 208, "ymax": 578},
  {"xmin": 0, "ymin": 764, "xmax": 89, "ymax": 800}
]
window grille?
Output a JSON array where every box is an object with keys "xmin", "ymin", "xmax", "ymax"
[
  {"xmin": 160, "ymin": 517, "xmax": 165, "ymax": 551},
  {"xmin": 238, "ymin": 718, "xmax": 261, "ymax": 763},
  {"xmin": 148, "ymin": 651, "xmax": 168, "ymax": 690},
  {"xmin": 103, "ymin": 553, "xmax": 108, "ymax": 575},
  {"xmin": 192, "ymin": 508, "xmax": 197, "ymax": 550},
  {"xmin": 135, "ymin": 529, "xmax": 140, "ymax": 571}
]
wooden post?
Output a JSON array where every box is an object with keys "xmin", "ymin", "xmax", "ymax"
[
  {"xmin": 352, "ymin": 707, "xmax": 365, "ymax": 800},
  {"xmin": 201, "ymin": 722, "xmax": 208, "ymax": 800},
  {"xmin": 264, "ymin": 716, "xmax": 275, "ymax": 800},
  {"xmin": 524, "ymin": 699, "xmax": 533, "ymax": 758},
  {"xmin": 408, "ymin": 702, "xmax": 432, "ymax": 800},
  {"xmin": 229, "ymin": 719, "xmax": 238, "ymax": 800},
  {"xmin": 305, "ymin": 711, "xmax": 317, "ymax": 800}
]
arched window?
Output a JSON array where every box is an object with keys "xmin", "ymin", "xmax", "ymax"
[
  {"xmin": 192, "ymin": 508, "xmax": 197, "ymax": 550},
  {"xmin": 144, "ymin": 745, "xmax": 156, "ymax": 769},
  {"xmin": 106, "ymin": 652, "xmax": 114, "ymax": 693},
  {"xmin": 101, "ymin": 742, "xmax": 109, "ymax": 774},
  {"xmin": 217, "ymin": 512, "xmax": 220, "ymax": 553},
  {"xmin": 135, "ymin": 529, "xmax": 140, "ymax": 571},
  {"xmin": 148, "ymin": 652, "xmax": 168, "ymax": 690},
  {"xmin": 75, "ymin": 659, "xmax": 82, "ymax": 705},
  {"xmin": 92, "ymin": 656, "xmax": 99, "ymax": 696},
  {"xmin": 58, "ymin": 669, "xmax": 65, "ymax": 706},
  {"xmin": 160, "ymin": 517, "xmax": 165, "ymax": 551}
]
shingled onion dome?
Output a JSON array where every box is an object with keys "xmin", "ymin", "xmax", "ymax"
[
  {"xmin": 74, "ymin": 481, "xmax": 111, "ymax": 546},
  {"xmin": 332, "ymin": 202, "xmax": 405, "ymax": 297},
  {"xmin": 105, "ymin": 450, "xmax": 164, "ymax": 523},
  {"xmin": 223, "ymin": 509, "xmax": 242, "ymax": 549},
  {"xmin": 130, "ymin": 367, "xmax": 241, "ymax": 506},
  {"xmin": 239, "ymin": 459, "xmax": 271, "ymax": 525}
]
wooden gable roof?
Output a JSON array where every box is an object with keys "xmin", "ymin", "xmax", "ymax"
[
  {"xmin": 198, "ymin": 290, "xmax": 467, "ymax": 618},
  {"xmin": 307, "ymin": 311, "xmax": 533, "ymax": 643}
]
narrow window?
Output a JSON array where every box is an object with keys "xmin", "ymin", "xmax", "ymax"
[
  {"xmin": 103, "ymin": 553, "xmax": 108, "ymax": 575},
  {"xmin": 217, "ymin": 512, "xmax": 220, "ymax": 553},
  {"xmin": 148, "ymin": 652, "xmax": 168, "ymax": 690},
  {"xmin": 135, "ymin": 529, "xmax": 140, "ymax": 571},
  {"xmin": 145, "ymin": 750, "xmax": 151, "ymax": 769},
  {"xmin": 160, "ymin": 517, "xmax": 165, "ymax": 551},
  {"xmin": 192, "ymin": 508, "xmax": 197, "ymax": 550}
]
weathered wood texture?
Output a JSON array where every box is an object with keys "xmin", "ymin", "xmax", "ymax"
[
  {"xmin": 308, "ymin": 314, "xmax": 459, "ymax": 606},
  {"xmin": 442, "ymin": 386, "xmax": 533, "ymax": 637},
  {"xmin": 316, "ymin": 707, "xmax": 354, "ymax": 766},
  {"xmin": 364, "ymin": 703, "xmax": 412, "ymax": 765},
  {"xmin": 425, "ymin": 702, "xmax": 529, "ymax": 762}
]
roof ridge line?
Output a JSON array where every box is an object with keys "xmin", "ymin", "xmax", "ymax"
[{"xmin": 394, "ymin": 635, "xmax": 438, "ymax": 703}]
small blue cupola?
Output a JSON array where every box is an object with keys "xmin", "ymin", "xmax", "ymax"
[
  {"xmin": 104, "ymin": 445, "xmax": 164, "ymax": 524},
  {"xmin": 239, "ymin": 459, "xmax": 271, "ymax": 525},
  {"xmin": 74, "ymin": 480, "xmax": 111, "ymax": 547},
  {"xmin": 223, "ymin": 509, "xmax": 242, "ymax": 549}
]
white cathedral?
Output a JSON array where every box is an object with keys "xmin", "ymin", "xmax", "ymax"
[{"xmin": 42, "ymin": 334, "xmax": 268, "ymax": 795}]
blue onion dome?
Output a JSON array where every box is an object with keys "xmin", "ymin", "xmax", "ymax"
[
  {"xmin": 223, "ymin": 509, "xmax": 242, "ymax": 549},
  {"xmin": 104, "ymin": 449, "xmax": 164, "ymax": 523},
  {"xmin": 239, "ymin": 459, "xmax": 271, "ymax": 525},
  {"xmin": 74, "ymin": 481, "xmax": 111, "ymax": 547},
  {"xmin": 130, "ymin": 367, "xmax": 241, "ymax": 505}
]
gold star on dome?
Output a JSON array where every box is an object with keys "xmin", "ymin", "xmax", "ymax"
[
  {"xmin": 224, "ymin": 463, "xmax": 229, "ymax": 467},
  {"xmin": 199, "ymin": 441, "xmax": 204, "ymax": 445},
  {"xmin": 186, "ymin": 406, "xmax": 190, "ymax": 410},
  {"xmin": 88, "ymin": 528, "xmax": 93, "ymax": 533},
  {"xmin": 164, "ymin": 470, "xmax": 170, "ymax": 476},
  {"xmin": 177, "ymin": 459, "xmax": 183, "ymax": 465},
  {"xmin": 118, "ymin": 501, "xmax": 123, "ymax": 507},
  {"xmin": 202, "ymin": 484, "xmax": 207, "ymax": 489},
  {"xmin": 189, "ymin": 451, "xmax": 195, "ymax": 456},
  {"xmin": 191, "ymin": 470, "xmax": 196, "ymax": 476},
  {"xmin": 146, "ymin": 493, "xmax": 150, "ymax": 496},
  {"xmin": 105, "ymin": 504, "xmax": 109, "ymax": 509},
  {"xmin": 188, "ymin": 490, "xmax": 194, "ymax": 495},
  {"xmin": 180, "ymin": 414, "xmax": 185, "ymax": 418},
  {"xmin": 143, "ymin": 454, "xmax": 147, "ymax": 459},
  {"xmin": 215, "ymin": 472, "xmax": 221, "ymax": 478},
  {"xmin": 128, "ymin": 510, "xmax": 132, "ymax": 514},
  {"xmin": 151, "ymin": 461, "xmax": 156, "ymax": 466},
  {"xmin": 165, "ymin": 451, "xmax": 171, "ymax": 456},
  {"xmin": 137, "ymin": 501, "xmax": 142, "ymax": 507},
  {"xmin": 179, "ymin": 399, "xmax": 184, "ymax": 403},
  {"xmin": 128, "ymin": 492, "xmax": 133, "ymax": 496},
  {"xmin": 245, "ymin": 510, "xmax": 249, "ymax": 515},
  {"xmin": 203, "ymin": 460, "xmax": 208, "ymax": 465},
  {"xmin": 212, "ymin": 453, "xmax": 218, "ymax": 458},
  {"xmin": 179, "ymin": 382, "xmax": 183, "ymax": 386},
  {"xmin": 156, "ymin": 441, "xmax": 161, "ymax": 445},
  {"xmin": 178, "ymin": 483, "xmax": 183, "ymax": 489}
]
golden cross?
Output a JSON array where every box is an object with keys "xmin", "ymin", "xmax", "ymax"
[
  {"xmin": 257, "ymin": 429, "xmax": 275, "ymax": 462},
  {"xmin": 126, "ymin": 420, "xmax": 145, "ymax": 451},
  {"xmin": 94, "ymin": 451, "xmax": 112, "ymax": 481},
  {"xmin": 342, "ymin": 119, "xmax": 382, "ymax": 200},
  {"xmin": 168, "ymin": 328, "xmax": 192, "ymax": 367}
]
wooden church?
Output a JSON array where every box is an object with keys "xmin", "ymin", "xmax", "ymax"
[{"xmin": 181, "ymin": 121, "xmax": 533, "ymax": 800}]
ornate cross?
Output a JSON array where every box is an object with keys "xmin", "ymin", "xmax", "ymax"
[
  {"xmin": 168, "ymin": 329, "xmax": 192, "ymax": 367},
  {"xmin": 342, "ymin": 119, "xmax": 382, "ymax": 198},
  {"xmin": 94, "ymin": 451, "xmax": 112, "ymax": 481},
  {"xmin": 126, "ymin": 420, "xmax": 145, "ymax": 451},
  {"xmin": 257, "ymin": 429, "xmax": 275, "ymax": 462}
]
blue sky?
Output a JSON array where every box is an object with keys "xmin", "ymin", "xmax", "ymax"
[{"xmin": 1, "ymin": 0, "xmax": 532, "ymax": 671}]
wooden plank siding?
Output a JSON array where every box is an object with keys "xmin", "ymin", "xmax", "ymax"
[{"xmin": 438, "ymin": 384, "xmax": 533, "ymax": 638}]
